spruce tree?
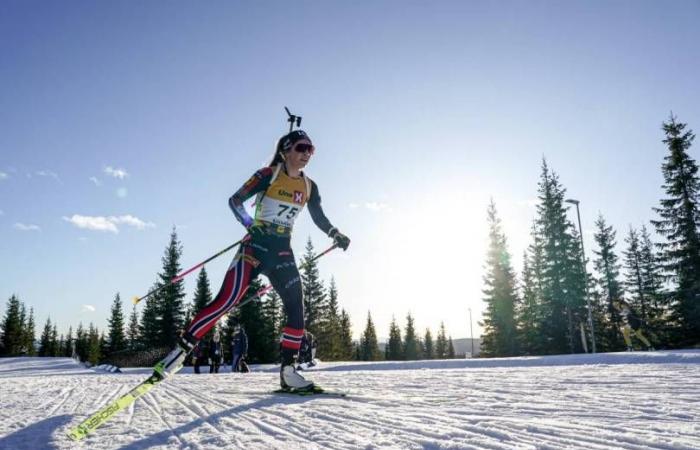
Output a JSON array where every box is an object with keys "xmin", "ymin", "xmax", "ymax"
[
  {"xmin": 651, "ymin": 115, "xmax": 700, "ymax": 345},
  {"xmin": 238, "ymin": 278, "xmax": 271, "ymax": 363},
  {"xmin": 318, "ymin": 277, "xmax": 341, "ymax": 361},
  {"xmin": 480, "ymin": 200, "xmax": 519, "ymax": 357},
  {"xmin": 338, "ymin": 309, "xmax": 354, "ymax": 361},
  {"xmin": 139, "ymin": 282, "xmax": 162, "ymax": 349},
  {"xmin": 127, "ymin": 306, "xmax": 140, "ymax": 350},
  {"xmin": 436, "ymin": 322, "xmax": 448, "ymax": 358},
  {"xmin": 261, "ymin": 290, "xmax": 283, "ymax": 361},
  {"xmin": 534, "ymin": 161, "xmax": 588, "ymax": 354},
  {"xmin": 23, "ymin": 307, "xmax": 36, "ymax": 356},
  {"xmin": 50, "ymin": 323, "xmax": 59, "ymax": 356},
  {"xmin": 359, "ymin": 312, "xmax": 381, "ymax": 361},
  {"xmin": 386, "ymin": 316, "xmax": 403, "ymax": 360},
  {"xmin": 447, "ymin": 336, "xmax": 456, "ymax": 358},
  {"xmin": 107, "ymin": 293, "xmax": 127, "ymax": 355},
  {"xmin": 423, "ymin": 328, "xmax": 435, "ymax": 359},
  {"xmin": 191, "ymin": 268, "xmax": 214, "ymax": 340},
  {"xmin": 39, "ymin": 317, "xmax": 52, "ymax": 356},
  {"xmin": 2, "ymin": 295, "xmax": 24, "ymax": 356},
  {"xmin": 87, "ymin": 323, "xmax": 101, "ymax": 365},
  {"xmin": 64, "ymin": 326, "xmax": 74, "ymax": 357},
  {"xmin": 403, "ymin": 313, "xmax": 419, "ymax": 360},
  {"xmin": 301, "ymin": 238, "xmax": 327, "ymax": 336},
  {"xmin": 518, "ymin": 251, "xmax": 541, "ymax": 354},
  {"xmin": 157, "ymin": 229, "xmax": 187, "ymax": 348},
  {"xmin": 592, "ymin": 214, "xmax": 625, "ymax": 350}
]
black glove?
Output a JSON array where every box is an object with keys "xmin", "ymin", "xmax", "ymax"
[
  {"xmin": 247, "ymin": 223, "xmax": 267, "ymax": 239},
  {"xmin": 329, "ymin": 228, "xmax": 351, "ymax": 251}
]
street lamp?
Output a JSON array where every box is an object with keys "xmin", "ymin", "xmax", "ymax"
[{"xmin": 565, "ymin": 198, "xmax": 597, "ymax": 353}]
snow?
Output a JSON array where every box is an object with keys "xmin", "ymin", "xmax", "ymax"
[{"xmin": 1, "ymin": 351, "xmax": 699, "ymax": 450}]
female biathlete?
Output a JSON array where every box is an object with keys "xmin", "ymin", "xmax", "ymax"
[{"xmin": 155, "ymin": 129, "xmax": 350, "ymax": 391}]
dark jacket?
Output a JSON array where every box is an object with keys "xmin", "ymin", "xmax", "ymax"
[{"xmin": 232, "ymin": 329, "xmax": 248, "ymax": 355}]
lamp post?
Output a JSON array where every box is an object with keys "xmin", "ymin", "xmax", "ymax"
[
  {"xmin": 468, "ymin": 308, "xmax": 474, "ymax": 358},
  {"xmin": 565, "ymin": 198, "xmax": 597, "ymax": 353}
]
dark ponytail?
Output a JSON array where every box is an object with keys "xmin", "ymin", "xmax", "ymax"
[{"xmin": 268, "ymin": 130, "xmax": 311, "ymax": 167}]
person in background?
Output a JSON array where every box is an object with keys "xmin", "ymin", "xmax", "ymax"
[
  {"xmin": 209, "ymin": 331, "xmax": 223, "ymax": 373},
  {"xmin": 231, "ymin": 324, "xmax": 249, "ymax": 373},
  {"xmin": 615, "ymin": 299, "xmax": 654, "ymax": 351},
  {"xmin": 297, "ymin": 331, "xmax": 317, "ymax": 369},
  {"xmin": 192, "ymin": 342, "xmax": 206, "ymax": 374}
]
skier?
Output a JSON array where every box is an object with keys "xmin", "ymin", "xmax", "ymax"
[
  {"xmin": 192, "ymin": 341, "xmax": 206, "ymax": 374},
  {"xmin": 297, "ymin": 330, "xmax": 317, "ymax": 369},
  {"xmin": 231, "ymin": 324, "xmax": 248, "ymax": 373},
  {"xmin": 615, "ymin": 300, "xmax": 654, "ymax": 351},
  {"xmin": 155, "ymin": 128, "xmax": 350, "ymax": 391},
  {"xmin": 209, "ymin": 331, "xmax": 223, "ymax": 373}
]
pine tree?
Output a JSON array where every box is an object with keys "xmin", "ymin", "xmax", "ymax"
[
  {"xmin": 261, "ymin": 290, "xmax": 284, "ymax": 361},
  {"xmin": 385, "ymin": 316, "xmax": 403, "ymax": 360},
  {"xmin": 64, "ymin": 326, "xmax": 74, "ymax": 357},
  {"xmin": 447, "ymin": 336, "xmax": 456, "ymax": 358},
  {"xmin": 87, "ymin": 323, "xmax": 101, "ymax": 366},
  {"xmin": 436, "ymin": 322, "xmax": 448, "ymax": 359},
  {"xmin": 592, "ymin": 214, "xmax": 625, "ymax": 350},
  {"xmin": 534, "ymin": 161, "xmax": 588, "ymax": 354},
  {"xmin": 139, "ymin": 282, "xmax": 162, "ymax": 349},
  {"xmin": 157, "ymin": 229, "xmax": 187, "ymax": 348},
  {"xmin": 359, "ymin": 311, "xmax": 381, "ymax": 361},
  {"xmin": 107, "ymin": 293, "xmax": 127, "ymax": 355},
  {"xmin": 480, "ymin": 200, "xmax": 519, "ymax": 357},
  {"xmin": 75, "ymin": 323, "xmax": 88, "ymax": 361},
  {"xmin": 38, "ymin": 317, "xmax": 53, "ymax": 356},
  {"xmin": 518, "ymin": 250, "xmax": 541, "ymax": 354},
  {"xmin": 403, "ymin": 313, "xmax": 419, "ymax": 360},
  {"xmin": 423, "ymin": 328, "xmax": 435, "ymax": 359},
  {"xmin": 651, "ymin": 115, "xmax": 700, "ymax": 345},
  {"xmin": 301, "ymin": 238, "xmax": 327, "ymax": 336},
  {"xmin": 2, "ymin": 296, "xmax": 24, "ymax": 356},
  {"xmin": 57, "ymin": 334, "xmax": 65, "ymax": 357},
  {"xmin": 338, "ymin": 309, "xmax": 354, "ymax": 360},
  {"xmin": 19, "ymin": 303, "xmax": 26, "ymax": 353},
  {"xmin": 23, "ymin": 307, "xmax": 36, "ymax": 356},
  {"xmin": 50, "ymin": 323, "xmax": 59, "ymax": 356},
  {"xmin": 238, "ymin": 278, "xmax": 271, "ymax": 363},
  {"xmin": 318, "ymin": 277, "xmax": 342, "ymax": 360},
  {"xmin": 127, "ymin": 306, "xmax": 140, "ymax": 350},
  {"xmin": 192, "ymin": 268, "xmax": 213, "ymax": 317}
]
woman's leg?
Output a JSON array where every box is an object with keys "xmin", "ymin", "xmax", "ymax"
[{"xmin": 186, "ymin": 246, "xmax": 256, "ymax": 341}]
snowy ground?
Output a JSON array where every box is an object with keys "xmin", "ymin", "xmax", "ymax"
[{"xmin": 1, "ymin": 351, "xmax": 699, "ymax": 450}]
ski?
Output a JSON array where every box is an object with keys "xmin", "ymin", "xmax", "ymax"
[
  {"xmin": 67, "ymin": 372, "xmax": 164, "ymax": 441},
  {"xmin": 272, "ymin": 387, "xmax": 347, "ymax": 397}
]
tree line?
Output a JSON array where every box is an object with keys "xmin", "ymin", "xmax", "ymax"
[{"xmin": 481, "ymin": 115, "xmax": 700, "ymax": 357}]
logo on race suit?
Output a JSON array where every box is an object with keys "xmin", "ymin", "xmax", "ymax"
[
  {"xmin": 278, "ymin": 189, "xmax": 293, "ymax": 198},
  {"xmin": 293, "ymin": 191, "xmax": 304, "ymax": 204}
]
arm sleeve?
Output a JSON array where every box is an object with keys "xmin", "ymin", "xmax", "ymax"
[
  {"xmin": 228, "ymin": 167, "xmax": 273, "ymax": 228},
  {"xmin": 307, "ymin": 179, "xmax": 334, "ymax": 235}
]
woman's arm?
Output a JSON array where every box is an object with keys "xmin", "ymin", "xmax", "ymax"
[{"xmin": 228, "ymin": 167, "xmax": 273, "ymax": 227}]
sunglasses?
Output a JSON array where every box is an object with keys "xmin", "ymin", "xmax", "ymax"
[{"xmin": 293, "ymin": 143, "xmax": 315, "ymax": 155}]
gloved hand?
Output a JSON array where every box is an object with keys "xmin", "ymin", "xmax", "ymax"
[
  {"xmin": 329, "ymin": 228, "xmax": 351, "ymax": 251},
  {"xmin": 247, "ymin": 222, "xmax": 267, "ymax": 239}
]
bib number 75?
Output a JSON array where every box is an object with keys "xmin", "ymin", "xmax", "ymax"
[{"xmin": 277, "ymin": 205, "xmax": 299, "ymax": 220}]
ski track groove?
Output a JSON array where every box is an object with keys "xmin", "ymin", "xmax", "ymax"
[
  {"xmin": 140, "ymin": 390, "xmax": 187, "ymax": 449},
  {"xmin": 45, "ymin": 386, "xmax": 75, "ymax": 417}
]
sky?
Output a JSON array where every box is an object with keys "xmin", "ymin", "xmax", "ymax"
[{"xmin": 1, "ymin": 1, "xmax": 699, "ymax": 341}]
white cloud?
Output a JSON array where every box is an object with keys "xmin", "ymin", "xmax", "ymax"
[
  {"xmin": 89, "ymin": 177, "xmax": 101, "ymax": 186},
  {"xmin": 14, "ymin": 223, "xmax": 41, "ymax": 232},
  {"xmin": 35, "ymin": 170, "xmax": 61, "ymax": 183},
  {"xmin": 104, "ymin": 166, "xmax": 129, "ymax": 179},
  {"xmin": 82, "ymin": 304, "xmax": 96, "ymax": 312},
  {"xmin": 365, "ymin": 202, "xmax": 389, "ymax": 212},
  {"xmin": 116, "ymin": 187, "xmax": 128, "ymax": 198},
  {"xmin": 0, "ymin": 171, "xmax": 8, "ymax": 180},
  {"xmin": 63, "ymin": 214, "xmax": 155, "ymax": 233}
]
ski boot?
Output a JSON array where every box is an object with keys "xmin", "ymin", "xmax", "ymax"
[
  {"xmin": 280, "ymin": 348, "xmax": 314, "ymax": 391},
  {"xmin": 154, "ymin": 333, "xmax": 197, "ymax": 380}
]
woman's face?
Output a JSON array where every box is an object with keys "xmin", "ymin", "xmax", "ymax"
[{"xmin": 285, "ymin": 139, "xmax": 314, "ymax": 169}]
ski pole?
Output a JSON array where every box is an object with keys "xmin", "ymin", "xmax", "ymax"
[
  {"xmin": 232, "ymin": 243, "xmax": 338, "ymax": 310},
  {"xmin": 132, "ymin": 238, "xmax": 246, "ymax": 305}
]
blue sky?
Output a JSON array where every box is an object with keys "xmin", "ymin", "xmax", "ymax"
[{"xmin": 1, "ymin": 1, "xmax": 699, "ymax": 341}]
